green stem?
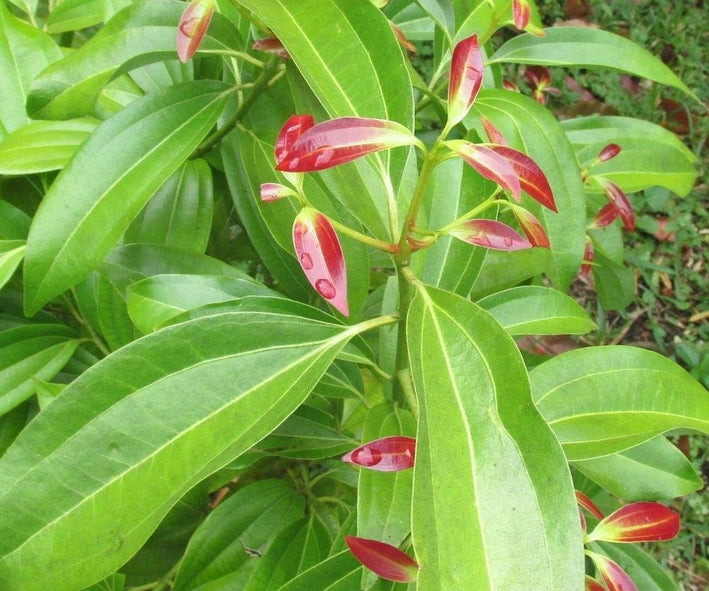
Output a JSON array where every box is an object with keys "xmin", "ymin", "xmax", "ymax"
[
  {"xmin": 436, "ymin": 189, "xmax": 504, "ymax": 233},
  {"xmin": 64, "ymin": 291, "xmax": 110, "ymax": 357},
  {"xmin": 190, "ymin": 57, "xmax": 281, "ymax": 160},
  {"xmin": 391, "ymin": 263, "xmax": 418, "ymax": 415},
  {"xmin": 326, "ymin": 215, "xmax": 399, "ymax": 253}
]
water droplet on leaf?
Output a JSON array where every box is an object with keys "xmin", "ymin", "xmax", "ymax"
[
  {"xmin": 315, "ymin": 278, "xmax": 336, "ymax": 299},
  {"xmin": 299, "ymin": 253, "xmax": 313, "ymax": 270}
]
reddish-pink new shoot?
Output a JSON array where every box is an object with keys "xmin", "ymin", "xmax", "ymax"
[
  {"xmin": 448, "ymin": 141, "xmax": 521, "ymax": 199},
  {"xmin": 176, "ymin": 0, "xmax": 215, "ymax": 63},
  {"xmin": 342, "ymin": 436, "xmax": 416, "ymax": 472},
  {"xmin": 276, "ymin": 117, "xmax": 419, "ymax": 172},
  {"xmin": 513, "ymin": 0, "xmax": 531, "ymax": 30},
  {"xmin": 345, "ymin": 536, "xmax": 419, "ymax": 583},
  {"xmin": 252, "ymin": 37, "xmax": 290, "ymax": 59},
  {"xmin": 587, "ymin": 502, "xmax": 680, "ymax": 544},
  {"xmin": 587, "ymin": 552, "xmax": 638, "ymax": 591},
  {"xmin": 292, "ymin": 209, "xmax": 349, "ymax": 316},
  {"xmin": 449, "ymin": 219, "xmax": 532, "ymax": 251},
  {"xmin": 488, "ymin": 145, "xmax": 557, "ymax": 211},
  {"xmin": 509, "ymin": 204, "xmax": 550, "ymax": 248},
  {"xmin": 447, "ymin": 35, "xmax": 484, "ymax": 128}
]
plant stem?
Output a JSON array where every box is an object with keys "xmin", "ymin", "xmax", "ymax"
[
  {"xmin": 436, "ymin": 189, "xmax": 504, "ymax": 233},
  {"xmin": 326, "ymin": 215, "xmax": 399, "ymax": 253},
  {"xmin": 190, "ymin": 57, "xmax": 281, "ymax": 160}
]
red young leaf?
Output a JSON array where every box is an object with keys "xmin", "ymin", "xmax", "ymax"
[
  {"xmin": 481, "ymin": 117, "xmax": 508, "ymax": 146},
  {"xmin": 587, "ymin": 552, "xmax": 638, "ymax": 591},
  {"xmin": 581, "ymin": 239, "xmax": 594, "ymax": 278},
  {"xmin": 587, "ymin": 502, "xmax": 680, "ymax": 543},
  {"xmin": 448, "ymin": 141, "xmax": 521, "ymax": 199},
  {"xmin": 599, "ymin": 179, "xmax": 634, "ymax": 231},
  {"xmin": 598, "ymin": 143, "xmax": 621, "ymax": 163},
  {"xmin": 579, "ymin": 508, "xmax": 587, "ymax": 533},
  {"xmin": 447, "ymin": 34, "xmax": 483, "ymax": 128},
  {"xmin": 275, "ymin": 114, "xmax": 315, "ymax": 166},
  {"xmin": 392, "ymin": 24, "xmax": 416, "ymax": 53},
  {"xmin": 503, "ymin": 79, "xmax": 521, "ymax": 92},
  {"xmin": 292, "ymin": 208, "xmax": 349, "ymax": 316},
  {"xmin": 252, "ymin": 37, "xmax": 290, "ymax": 59},
  {"xmin": 585, "ymin": 576, "xmax": 608, "ymax": 591},
  {"xmin": 259, "ymin": 183, "xmax": 296, "ymax": 202},
  {"xmin": 575, "ymin": 490, "xmax": 605, "ymax": 520},
  {"xmin": 449, "ymin": 219, "xmax": 532, "ymax": 251},
  {"xmin": 276, "ymin": 117, "xmax": 418, "ymax": 172},
  {"xmin": 513, "ymin": 0, "xmax": 531, "ymax": 30},
  {"xmin": 345, "ymin": 536, "xmax": 419, "ymax": 583},
  {"xmin": 487, "ymin": 145, "xmax": 557, "ymax": 211},
  {"xmin": 342, "ymin": 436, "xmax": 416, "ymax": 472},
  {"xmin": 176, "ymin": 0, "xmax": 215, "ymax": 63},
  {"xmin": 591, "ymin": 203, "xmax": 620, "ymax": 229},
  {"xmin": 524, "ymin": 65, "xmax": 551, "ymax": 88},
  {"xmin": 509, "ymin": 204, "xmax": 550, "ymax": 248}
]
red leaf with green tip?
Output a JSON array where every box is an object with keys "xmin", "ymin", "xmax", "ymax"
[
  {"xmin": 176, "ymin": 0, "xmax": 215, "ymax": 63},
  {"xmin": 252, "ymin": 37, "xmax": 290, "ymax": 59},
  {"xmin": 275, "ymin": 114, "xmax": 314, "ymax": 166},
  {"xmin": 481, "ymin": 117, "xmax": 508, "ymax": 146},
  {"xmin": 581, "ymin": 239, "xmax": 594, "ymax": 277},
  {"xmin": 509, "ymin": 204, "xmax": 550, "ymax": 248},
  {"xmin": 344, "ymin": 536, "xmax": 419, "ymax": 583},
  {"xmin": 600, "ymin": 180, "xmax": 634, "ymax": 231},
  {"xmin": 513, "ymin": 0, "xmax": 531, "ymax": 30},
  {"xmin": 276, "ymin": 117, "xmax": 418, "ymax": 172},
  {"xmin": 292, "ymin": 208, "xmax": 349, "ymax": 316},
  {"xmin": 587, "ymin": 551, "xmax": 637, "ymax": 591},
  {"xmin": 449, "ymin": 219, "xmax": 532, "ymax": 251},
  {"xmin": 448, "ymin": 142, "xmax": 521, "ymax": 199},
  {"xmin": 575, "ymin": 490, "xmax": 605, "ymax": 520},
  {"xmin": 585, "ymin": 575, "xmax": 608, "ymax": 591},
  {"xmin": 447, "ymin": 35, "xmax": 483, "ymax": 127},
  {"xmin": 487, "ymin": 145, "xmax": 557, "ymax": 211},
  {"xmin": 587, "ymin": 502, "xmax": 680, "ymax": 543},
  {"xmin": 259, "ymin": 183, "xmax": 295, "ymax": 202},
  {"xmin": 342, "ymin": 436, "xmax": 416, "ymax": 472}
]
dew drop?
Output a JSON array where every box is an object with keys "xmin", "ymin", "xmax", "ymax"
[
  {"xmin": 352, "ymin": 447, "xmax": 382, "ymax": 467},
  {"xmin": 315, "ymin": 278, "xmax": 336, "ymax": 300},
  {"xmin": 503, "ymin": 237, "xmax": 513, "ymax": 247},
  {"xmin": 314, "ymin": 147, "xmax": 335, "ymax": 168},
  {"xmin": 299, "ymin": 253, "xmax": 313, "ymax": 270}
]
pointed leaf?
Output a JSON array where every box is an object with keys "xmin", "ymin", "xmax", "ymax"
[
  {"xmin": 447, "ymin": 34, "xmax": 483, "ymax": 128},
  {"xmin": 407, "ymin": 285, "xmax": 583, "ymax": 589},
  {"xmin": 276, "ymin": 549, "xmax": 361, "ymax": 591},
  {"xmin": 530, "ymin": 346, "xmax": 709, "ymax": 460},
  {"xmin": 449, "ymin": 219, "xmax": 532, "ymax": 251},
  {"xmin": 592, "ymin": 203, "xmax": 621, "ymax": 229},
  {"xmin": 276, "ymin": 117, "xmax": 419, "ymax": 172},
  {"xmin": 598, "ymin": 179, "xmax": 634, "ymax": 232},
  {"xmin": 587, "ymin": 503, "xmax": 679, "ymax": 544},
  {"xmin": 46, "ymin": 0, "xmax": 132, "ymax": 34},
  {"xmin": 343, "ymin": 435, "xmax": 416, "ymax": 472},
  {"xmin": 575, "ymin": 490, "xmax": 605, "ymax": 521},
  {"xmin": 598, "ymin": 144, "xmax": 621, "ymax": 163},
  {"xmin": 487, "ymin": 144, "xmax": 556, "ymax": 211},
  {"xmin": 344, "ymin": 536, "xmax": 419, "ymax": 583},
  {"xmin": 585, "ymin": 576, "xmax": 608, "ymax": 591},
  {"xmin": 293, "ymin": 208, "xmax": 349, "ymax": 316},
  {"xmin": 23, "ymin": 81, "xmax": 230, "ymax": 315},
  {"xmin": 176, "ymin": 0, "xmax": 215, "ymax": 62},
  {"xmin": 513, "ymin": 0, "xmax": 531, "ymax": 30},
  {"xmin": 447, "ymin": 141, "xmax": 521, "ymax": 198},
  {"xmin": 0, "ymin": 241, "xmax": 26, "ymax": 291},
  {"xmin": 260, "ymin": 182, "xmax": 297, "ymax": 202},
  {"xmin": 509, "ymin": 204, "xmax": 550, "ymax": 248},
  {"xmin": 586, "ymin": 551, "xmax": 638, "ymax": 591},
  {"xmin": 594, "ymin": 542, "xmax": 677, "ymax": 591},
  {"xmin": 0, "ymin": 301, "xmax": 373, "ymax": 590}
]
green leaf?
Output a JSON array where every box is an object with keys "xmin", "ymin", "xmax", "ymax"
[
  {"xmin": 357, "ymin": 403, "xmax": 415, "ymax": 590},
  {"xmin": 276, "ymin": 549, "xmax": 361, "ymax": 591},
  {"xmin": 407, "ymin": 284, "xmax": 583, "ymax": 590},
  {"xmin": 47, "ymin": 0, "xmax": 132, "ymax": 34},
  {"xmin": 591, "ymin": 245, "xmax": 635, "ymax": 311},
  {"xmin": 313, "ymin": 361, "xmax": 365, "ymax": 400},
  {"xmin": 417, "ymin": 0, "xmax": 454, "ymax": 40},
  {"xmin": 592, "ymin": 542, "xmax": 678, "ymax": 591},
  {"xmin": 0, "ymin": 241, "xmax": 26, "ymax": 291},
  {"xmin": 81, "ymin": 572, "xmax": 126, "ymax": 591},
  {"xmin": 0, "ymin": 402, "xmax": 31, "ymax": 457},
  {"xmin": 6, "ymin": 0, "xmax": 37, "ymax": 20},
  {"xmin": 23, "ymin": 81, "xmax": 231, "ymax": 316},
  {"xmin": 477, "ymin": 285, "xmax": 596, "ymax": 336},
  {"xmin": 126, "ymin": 273, "xmax": 279, "ymax": 334},
  {"xmin": 174, "ymin": 479, "xmax": 306, "ymax": 591},
  {"xmin": 531, "ymin": 346, "xmax": 709, "ymax": 460},
  {"xmin": 0, "ymin": 324, "xmax": 79, "ymax": 415},
  {"xmin": 259, "ymin": 414, "xmax": 357, "ymax": 460},
  {"xmin": 470, "ymin": 247, "xmax": 550, "ymax": 299},
  {"xmin": 0, "ymin": 118, "xmax": 98, "ymax": 175},
  {"xmin": 0, "ymin": 301, "xmax": 379, "ymax": 590},
  {"xmin": 488, "ymin": 27, "xmax": 696, "ymax": 99},
  {"xmin": 561, "ymin": 115, "xmax": 696, "ymax": 162},
  {"xmin": 27, "ymin": 1, "xmax": 241, "ymax": 119},
  {"xmin": 580, "ymin": 138, "xmax": 698, "ymax": 197},
  {"xmin": 0, "ymin": 3, "xmax": 62, "ymax": 135},
  {"xmin": 242, "ymin": 517, "xmax": 332, "ymax": 591},
  {"xmin": 474, "ymin": 90, "xmax": 586, "ymax": 290},
  {"xmin": 0, "ymin": 201, "xmax": 31, "ymax": 240},
  {"xmin": 573, "ymin": 436, "xmax": 704, "ymax": 501},
  {"xmin": 124, "ymin": 159, "xmax": 214, "ymax": 253}
]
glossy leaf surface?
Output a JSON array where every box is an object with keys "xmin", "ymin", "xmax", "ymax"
[
  {"xmin": 345, "ymin": 536, "xmax": 418, "ymax": 583},
  {"xmin": 531, "ymin": 346, "xmax": 709, "ymax": 460},
  {"xmin": 176, "ymin": 0, "xmax": 215, "ymax": 62},
  {"xmin": 594, "ymin": 543, "xmax": 676, "ymax": 591},
  {"xmin": 0, "ymin": 302, "xmax": 368, "ymax": 590},
  {"xmin": 407, "ymin": 285, "xmax": 582, "ymax": 590},
  {"xmin": 487, "ymin": 145, "xmax": 556, "ymax": 211},
  {"xmin": 586, "ymin": 551, "xmax": 638, "ymax": 591},
  {"xmin": 448, "ymin": 141, "xmax": 521, "ymax": 198},
  {"xmin": 587, "ymin": 503, "xmax": 679, "ymax": 544},
  {"xmin": 23, "ymin": 81, "xmax": 230, "ymax": 315},
  {"xmin": 343, "ymin": 435, "xmax": 416, "ymax": 472},
  {"xmin": 0, "ymin": 241, "xmax": 25, "ymax": 291},
  {"xmin": 449, "ymin": 219, "xmax": 532, "ymax": 251},
  {"xmin": 447, "ymin": 34, "xmax": 483, "ymax": 128},
  {"xmin": 573, "ymin": 436, "xmax": 704, "ymax": 501},
  {"xmin": 0, "ymin": 118, "xmax": 97, "ymax": 175},
  {"xmin": 46, "ymin": 0, "xmax": 132, "ymax": 34},
  {"xmin": 277, "ymin": 549, "xmax": 361, "ymax": 591},
  {"xmin": 489, "ymin": 27, "xmax": 695, "ymax": 98},
  {"xmin": 477, "ymin": 285, "xmax": 596, "ymax": 336}
]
